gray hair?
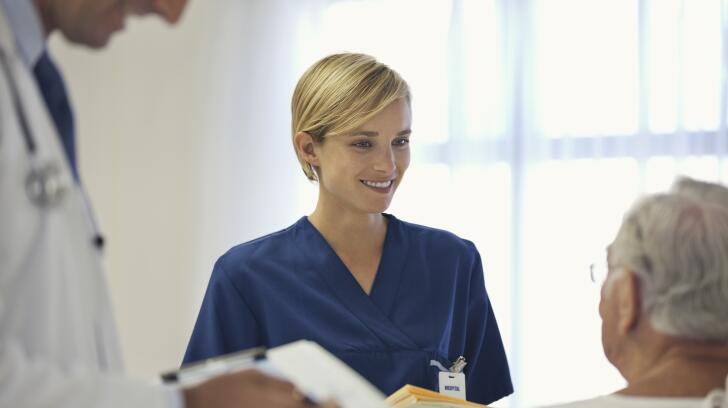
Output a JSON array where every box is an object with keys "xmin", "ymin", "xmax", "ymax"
[
  {"xmin": 671, "ymin": 176, "xmax": 728, "ymax": 208},
  {"xmin": 609, "ymin": 181, "xmax": 728, "ymax": 342}
]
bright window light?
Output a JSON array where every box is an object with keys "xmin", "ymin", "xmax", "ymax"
[{"xmin": 305, "ymin": 1, "xmax": 728, "ymax": 406}]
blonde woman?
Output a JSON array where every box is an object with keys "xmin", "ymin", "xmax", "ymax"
[{"xmin": 183, "ymin": 53, "xmax": 513, "ymax": 404}]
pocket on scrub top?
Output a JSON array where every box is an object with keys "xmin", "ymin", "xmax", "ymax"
[{"xmin": 330, "ymin": 349, "xmax": 448, "ymax": 396}]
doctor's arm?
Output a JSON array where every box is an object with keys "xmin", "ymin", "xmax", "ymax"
[
  {"xmin": 183, "ymin": 369, "xmax": 339, "ymax": 408},
  {"xmin": 0, "ymin": 338, "xmax": 330, "ymax": 408},
  {"xmin": 0, "ymin": 338, "xmax": 179, "ymax": 408}
]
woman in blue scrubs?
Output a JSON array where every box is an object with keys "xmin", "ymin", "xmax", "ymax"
[{"xmin": 183, "ymin": 53, "xmax": 513, "ymax": 404}]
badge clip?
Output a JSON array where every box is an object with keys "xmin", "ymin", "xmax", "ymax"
[{"xmin": 449, "ymin": 356, "xmax": 467, "ymax": 373}]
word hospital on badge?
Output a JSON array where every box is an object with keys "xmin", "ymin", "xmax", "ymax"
[{"xmin": 438, "ymin": 371, "xmax": 466, "ymax": 400}]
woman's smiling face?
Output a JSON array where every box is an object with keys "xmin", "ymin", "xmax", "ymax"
[{"xmin": 313, "ymin": 98, "xmax": 412, "ymax": 216}]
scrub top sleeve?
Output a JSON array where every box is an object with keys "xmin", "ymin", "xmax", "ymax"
[
  {"xmin": 183, "ymin": 260, "xmax": 263, "ymax": 365},
  {"xmin": 463, "ymin": 242, "xmax": 514, "ymax": 404}
]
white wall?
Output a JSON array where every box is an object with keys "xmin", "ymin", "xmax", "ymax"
[{"xmin": 50, "ymin": 0, "xmax": 306, "ymax": 378}]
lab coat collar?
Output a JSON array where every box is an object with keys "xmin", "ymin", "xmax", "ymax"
[{"xmin": 0, "ymin": 0, "xmax": 46, "ymax": 68}]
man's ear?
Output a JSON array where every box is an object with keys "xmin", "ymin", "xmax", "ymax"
[
  {"xmin": 616, "ymin": 269, "xmax": 641, "ymax": 335},
  {"xmin": 293, "ymin": 132, "xmax": 320, "ymax": 167},
  {"xmin": 153, "ymin": 0, "xmax": 188, "ymax": 24}
]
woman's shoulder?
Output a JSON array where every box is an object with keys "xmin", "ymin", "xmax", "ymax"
[
  {"xmin": 214, "ymin": 218, "xmax": 304, "ymax": 274},
  {"xmin": 389, "ymin": 214, "xmax": 478, "ymax": 254}
]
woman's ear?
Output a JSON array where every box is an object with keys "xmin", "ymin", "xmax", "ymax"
[{"xmin": 294, "ymin": 131, "xmax": 320, "ymax": 167}]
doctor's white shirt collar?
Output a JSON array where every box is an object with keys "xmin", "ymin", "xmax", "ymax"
[{"xmin": 0, "ymin": 0, "xmax": 46, "ymax": 68}]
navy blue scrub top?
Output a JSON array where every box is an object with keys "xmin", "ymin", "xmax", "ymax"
[{"xmin": 183, "ymin": 214, "xmax": 513, "ymax": 404}]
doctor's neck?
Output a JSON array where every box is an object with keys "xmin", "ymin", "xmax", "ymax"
[{"xmin": 32, "ymin": 0, "xmax": 56, "ymax": 38}]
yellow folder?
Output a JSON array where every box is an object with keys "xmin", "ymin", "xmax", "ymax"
[{"xmin": 386, "ymin": 385, "xmax": 489, "ymax": 408}]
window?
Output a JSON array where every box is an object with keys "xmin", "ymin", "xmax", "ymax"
[{"xmin": 295, "ymin": 0, "xmax": 728, "ymax": 405}]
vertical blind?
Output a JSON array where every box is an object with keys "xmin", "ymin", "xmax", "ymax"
[{"xmin": 292, "ymin": 0, "xmax": 728, "ymax": 405}]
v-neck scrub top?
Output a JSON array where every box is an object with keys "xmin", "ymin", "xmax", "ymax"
[{"xmin": 183, "ymin": 214, "xmax": 513, "ymax": 404}]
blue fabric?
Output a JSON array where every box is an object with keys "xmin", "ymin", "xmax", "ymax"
[
  {"xmin": 33, "ymin": 52, "xmax": 78, "ymax": 180},
  {"xmin": 184, "ymin": 214, "xmax": 513, "ymax": 404}
]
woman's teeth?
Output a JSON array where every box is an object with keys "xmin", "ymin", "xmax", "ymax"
[{"xmin": 362, "ymin": 180, "xmax": 393, "ymax": 188}]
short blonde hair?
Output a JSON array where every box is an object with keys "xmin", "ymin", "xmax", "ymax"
[{"xmin": 291, "ymin": 53, "xmax": 410, "ymax": 180}]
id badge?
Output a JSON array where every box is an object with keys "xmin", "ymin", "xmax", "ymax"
[{"xmin": 438, "ymin": 371, "xmax": 466, "ymax": 400}]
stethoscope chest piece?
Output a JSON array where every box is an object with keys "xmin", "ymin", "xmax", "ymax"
[{"xmin": 25, "ymin": 162, "xmax": 69, "ymax": 208}]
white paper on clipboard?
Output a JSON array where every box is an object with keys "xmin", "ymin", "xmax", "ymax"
[
  {"xmin": 160, "ymin": 340, "xmax": 387, "ymax": 408},
  {"xmin": 266, "ymin": 340, "xmax": 388, "ymax": 408}
]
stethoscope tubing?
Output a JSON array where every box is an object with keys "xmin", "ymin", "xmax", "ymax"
[
  {"xmin": 0, "ymin": 45, "xmax": 71, "ymax": 209},
  {"xmin": 0, "ymin": 46, "xmax": 36, "ymax": 154},
  {"xmin": 0, "ymin": 44, "xmax": 103, "ymax": 250}
]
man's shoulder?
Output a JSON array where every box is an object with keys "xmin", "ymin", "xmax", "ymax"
[{"xmin": 542, "ymin": 394, "xmax": 706, "ymax": 408}]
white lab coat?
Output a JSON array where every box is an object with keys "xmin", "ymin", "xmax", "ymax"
[{"xmin": 0, "ymin": 8, "xmax": 174, "ymax": 408}]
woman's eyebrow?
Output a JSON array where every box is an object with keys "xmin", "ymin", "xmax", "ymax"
[
  {"xmin": 348, "ymin": 130, "xmax": 379, "ymax": 137},
  {"xmin": 348, "ymin": 129, "xmax": 412, "ymax": 137}
]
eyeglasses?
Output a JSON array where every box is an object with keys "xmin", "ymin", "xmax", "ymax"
[{"xmin": 588, "ymin": 260, "xmax": 609, "ymax": 286}]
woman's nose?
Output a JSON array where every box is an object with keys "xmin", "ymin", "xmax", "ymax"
[{"xmin": 373, "ymin": 147, "xmax": 396, "ymax": 173}]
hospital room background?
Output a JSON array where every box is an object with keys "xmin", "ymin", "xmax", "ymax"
[{"xmin": 49, "ymin": 0, "xmax": 727, "ymax": 406}]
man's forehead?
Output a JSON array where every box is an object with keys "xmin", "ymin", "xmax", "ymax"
[{"xmin": 606, "ymin": 244, "xmax": 613, "ymax": 264}]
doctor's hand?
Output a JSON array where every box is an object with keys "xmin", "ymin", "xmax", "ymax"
[{"xmin": 182, "ymin": 369, "xmax": 339, "ymax": 408}]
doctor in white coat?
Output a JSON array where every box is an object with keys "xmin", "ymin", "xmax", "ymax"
[{"xmin": 0, "ymin": 1, "xmax": 329, "ymax": 407}]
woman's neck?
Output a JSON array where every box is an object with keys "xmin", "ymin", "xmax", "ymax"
[
  {"xmin": 307, "ymin": 196, "xmax": 390, "ymax": 294},
  {"xmin": 308, "ymin": 204, "xmax": 387, "ymax": 253}
]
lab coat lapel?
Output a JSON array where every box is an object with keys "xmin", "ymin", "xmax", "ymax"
[
  {"xmin": 298, "ymin": 216, "xmax": 417, "ymax": 350},
  {"xmin": 0, "ymin": 6, "xmax": 124, "ymax": 372}
]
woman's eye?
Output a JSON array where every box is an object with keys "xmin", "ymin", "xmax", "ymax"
[
  {"xmin": 352, "ymin": 140, "xmax": 372, "ymax": 148},
  {"xmin": 393, "ymin": 137, "xmax": 410, "ymax": 146}
]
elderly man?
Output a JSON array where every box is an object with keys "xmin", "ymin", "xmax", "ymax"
[
  {"xmin": 0, "ymin": 1, "xmax": 329, "ymax": 407},
  {"xmin": 549, "ymin": 177, "xmax": 728, "ymax": 407}
]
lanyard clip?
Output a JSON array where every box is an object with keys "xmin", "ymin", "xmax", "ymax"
[{"xmin": 449, "ymin": 356, "xmax": 467, "ymax": 373}]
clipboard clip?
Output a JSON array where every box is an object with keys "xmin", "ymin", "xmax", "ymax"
[{"xmin": 161, "ymin": 346, "xmax": 267, "ymax": 385}]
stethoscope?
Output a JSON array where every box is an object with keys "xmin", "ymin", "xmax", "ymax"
[
  {"xmin": 0, "ymin": 46, "xmax": 71, "ymax": 209},
  {"xmin": 0, "ymin": 46, "xmax": 104, "ymax": 249}
]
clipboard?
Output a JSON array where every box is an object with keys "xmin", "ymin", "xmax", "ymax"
[{"xmin": 159, "ymin": 340, "xmax": 388, "ymax": 408}]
